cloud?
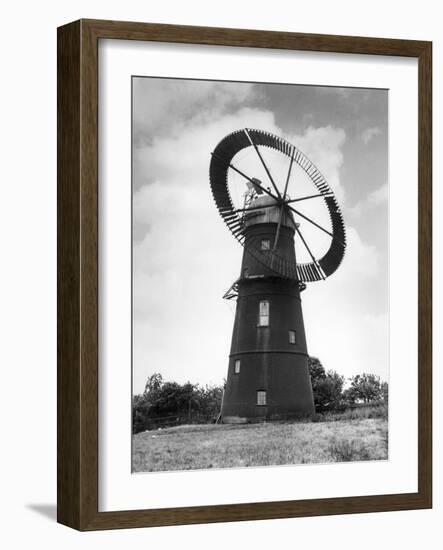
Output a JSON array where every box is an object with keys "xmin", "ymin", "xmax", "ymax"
[
  {"xmin": 361, "ymin": 126, "xmax": 382, "ymax": 144},
  {"xmin": 287, "ymin": 125, "xmax": 346, "ymax": 203},
  {"xmin": 367, "ymin": 182, "xmax": 388, "ymax": 205},
  {"xmin": 133, "ymin": 78, "xmax": 256, "ymax": 146},
  {"xmin": 349, "ymin": 182, "xmax": 388, "ymax": 217}
]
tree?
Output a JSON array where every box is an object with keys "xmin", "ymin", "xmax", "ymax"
[
  {"xmin": 308, "ymin": 357, "xmax": 344, "ymax": 411},
  {"xmin": 314, "ymin": 370, "xmax": 345, "ymax": 411},
  {"xmin": 133, "ymin": 374, "xmax": 224, "ymax": 433},
  {"xmin": 193, "ymin": 384, "xmax": 223, "ymax": 417},
  {"xmin": 345, "ymin": 373, "xmax": 383, "ymax": 404},
  {"xmin": 144, "ymin": 372, "xmax": 163, "ymax": 395},
  {"xmin": 308, "ymin": 356, "xmax": 326, "ymax": 386},
  {"xmin": 132, "ymin": 393, "xmax": 151, "ymax": 433},
  {"xmin": 381, "ymin": 381, "xmax": 389, "ymax": 403}
]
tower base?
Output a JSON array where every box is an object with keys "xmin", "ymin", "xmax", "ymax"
[{"xmin": 221, "ymin": 352, "xmax": 315, "ymax": 423}]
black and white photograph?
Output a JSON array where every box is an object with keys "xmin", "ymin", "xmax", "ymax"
[{"xmin": 131, "ymin": 76, "xmax": 389, "ymax": 473}]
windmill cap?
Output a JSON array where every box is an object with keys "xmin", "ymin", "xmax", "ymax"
[{"xmin": 244, "ymin": 195, "xmax": 297, "ymax": 229}]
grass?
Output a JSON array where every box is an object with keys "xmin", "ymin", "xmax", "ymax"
[
  {"xmin": 132, "ymin": 412, "xmax": 388, "ymax": 473},
  {"xmin": 312, "ymin": 403, "xmax": 388, "ymax": 422}
]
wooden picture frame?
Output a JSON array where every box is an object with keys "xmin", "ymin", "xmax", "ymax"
[{"xmin": 57, "ymin": 19, "xmax": 432, "ymax": 530}]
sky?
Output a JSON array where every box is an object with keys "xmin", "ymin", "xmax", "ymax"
[{"xmin": 132, "ymin": 77, "xmax": 389, "ymax": 394}]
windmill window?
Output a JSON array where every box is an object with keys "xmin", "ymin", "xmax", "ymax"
[
  {"xmin": 261, "ymin": 239, "xmax": 271, "ymax": 250},
  {"xmin": 258, "ymin": 300, "xmax": 270, "ymax": 326},
  {"xmin": 234, "ymin": 359, "xmax": 241, "ymax": 374},
  {"xmin": 289, "ymin": 330, "xmax": 297, "ymax": 344},
  {"xmin": 257, "ymin": 390, "xmax": 267, "ymax": 406}
]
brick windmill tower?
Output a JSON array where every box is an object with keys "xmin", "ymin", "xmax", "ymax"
[{"xmin": 210, "ymin": 129, "xmax": 346, "ymax": 422}]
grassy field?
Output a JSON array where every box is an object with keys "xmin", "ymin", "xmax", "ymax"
[{"xmin": 132, "ymin": 408, "xmax": 388, "ymax": 473}]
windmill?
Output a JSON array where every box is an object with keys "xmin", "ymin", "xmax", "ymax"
[{"xmin": 209, "ymin": 128, "xmax": 346, "ymax": 422}]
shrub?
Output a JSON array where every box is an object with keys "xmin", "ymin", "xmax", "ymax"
[
  {"xmin": 323, "ymin": 403, "xmax": 388, "ymax": 422},
  {"xmin": 133, "ymin": 373, "xmax": 224, "ymax": 433}
]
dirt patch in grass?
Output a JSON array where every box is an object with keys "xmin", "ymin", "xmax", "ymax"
[{"xmin": 132, "ymin": 418, "xmax": 388, "ymax": 473}]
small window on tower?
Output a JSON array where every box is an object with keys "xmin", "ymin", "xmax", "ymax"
[
  {"xmin": 261, "ymin": 239, "xmax": 271, "ymax": 251},
  {"xmin": 257, "ymin": 390, "xmax": 267, "ymax": 406},
  {"xmin": 289, "ymin": 330, "xmax": 297, "ymax": 344},
  {"xmin": 258, "ymin": 300, "xmax": 270, "ymax": 326},
  {"xmin": 234, "ymin": 359, "xmax": 241, "ymax": 374}
]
